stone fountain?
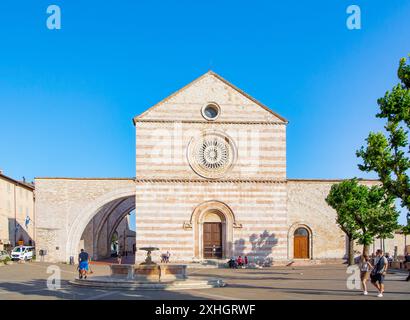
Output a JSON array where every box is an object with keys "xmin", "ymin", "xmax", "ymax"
[
  {"xmin": 110, "ymin": 247, "xmax": 188, "ymax": 282},
  {"xmin": 71, "ymin": 247, "xmax": 224, "ymax": 290},
  {"xmin": 139, "ymin": 246, "xmax": 159, "ymax": 265}
]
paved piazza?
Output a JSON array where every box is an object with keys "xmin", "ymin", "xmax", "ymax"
[{"xmin": 0, "ymin": 262, "xmax": 408, "ymax": 300}]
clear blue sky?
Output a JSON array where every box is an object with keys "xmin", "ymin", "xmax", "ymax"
[{"xmin": 0, "ymin": 1, "xmax": 409, "ymax": 224}]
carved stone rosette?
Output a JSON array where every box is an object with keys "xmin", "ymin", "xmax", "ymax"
[{"xmin": 187, "ymin": 130, "xmax": 237, "ymax": 179}]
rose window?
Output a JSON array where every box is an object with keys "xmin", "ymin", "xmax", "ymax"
[{"xmin": 187, "ymin": 131, "xmax": 237, "ymax": 179}]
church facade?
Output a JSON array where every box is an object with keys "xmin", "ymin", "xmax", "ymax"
[{"xmin": 34, "ymin": 71, "xmax": 380, "ymax": 264}]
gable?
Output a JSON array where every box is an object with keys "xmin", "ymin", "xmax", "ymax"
[{"xmin": 133, "ymin": 71, "xmax": 287, "ymax": 123}]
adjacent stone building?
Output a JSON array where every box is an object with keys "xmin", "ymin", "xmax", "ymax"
[
  {"xmin": 33, "ymin": 71, "xmax": 408, "ymax": 264},
  {"xmin": 0, "ymin": 172, "xmax": 35, "ymax": 250}
]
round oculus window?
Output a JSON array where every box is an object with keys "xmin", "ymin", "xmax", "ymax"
[
  {"xmin": 187, "ymin": 131, "xmax": 237, "ymax": 179},
  {"xmin": 202, "ymin": 103, "xmax": 220, "ymax": 121}
]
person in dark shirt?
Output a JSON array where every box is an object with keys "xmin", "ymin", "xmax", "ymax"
[
  {"xmin": 78, "ymin": 249, "xmax": 89, "ymax": 279},
  {"xmin": 405, "ymin": 252, "xmax": 410, "ymax": 282},
  {"xmin": 370, "ymin": 249, "xmax": 388, "ymax": 297}
]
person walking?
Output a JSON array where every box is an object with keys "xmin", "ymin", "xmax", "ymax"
[
  {"xmin": 370, "ymin": 249, "xmax": 388, "ymax": 297},
  {"xmin": 78, "ymin": 249, "xmax": 89, "ymax": 280},
  {"xmin": 358, "ymin": 254, "xmax": 373, "ymax": 295},
  {"xmin": 404, "ymin": 252, "xmax": 410, "ymax": 281}
]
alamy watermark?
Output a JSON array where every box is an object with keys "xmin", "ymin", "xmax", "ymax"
[
  {"xmin": 46, "ymin": 5, "xmax": 61, "ymax": 30},
  {"xmin": 44, "ymin": 4, "xmax": 360, "ymax": 32},
  {"xmin": 346, "ymin": 5, "xmax": 361, "ymax": 30},
  {"xmin": 346, "ymin": 265, "xmax": 361, "ymax": 290},
  {"xmin": 46, "ymin": 265, "xmax": 61, "ymax": 290}
]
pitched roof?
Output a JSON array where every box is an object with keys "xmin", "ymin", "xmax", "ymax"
[
  {"xmin": 0, "ymin": 173, "xmax": 35, "ymax": 190},
  {"xmin": 133, "ymin": 70, "xmax": 288, "ymax": 124}
]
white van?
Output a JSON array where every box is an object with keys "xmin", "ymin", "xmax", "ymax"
[{"xmin": 11, "ymin": 246, "xmax": 35, "ymax": 261}]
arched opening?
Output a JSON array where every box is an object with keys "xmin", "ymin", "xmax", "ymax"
[
  {"xmin": 293, "ymin": 227, "xmax": 309, "ymax": 259},
  {"xmin": 76, "ymin": 194, "xmax": 136, "ymax": 263},
  {"xmin": 190, "ymin": 200, "xmax": 239, "ymax": 260}
]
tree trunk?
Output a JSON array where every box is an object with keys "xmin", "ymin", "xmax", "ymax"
[
  {"xmin": 363, "ymin": 244, "xmax": 370, "ymax": 256},
  {"xmin": 348, "ymin": 237, "xmax": 355, "ymax": 265}
]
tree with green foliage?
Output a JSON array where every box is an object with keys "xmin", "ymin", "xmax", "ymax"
[
  {"xmin": 357, "ymin": 55, "xmax": 410, "ymax": 232},
  {"xmin": 325, "ymin": 179, "xmax": 361, "ymax": 265},
  {"xmin": 326, "ymin": 179, "xmax": 399, "ymax": 264}
]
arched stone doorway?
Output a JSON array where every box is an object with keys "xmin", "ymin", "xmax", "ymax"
[
  {"xmin": 288, "ymin": 223, "xmax": 313, "ymax": 260},
  {"xmin": 190, "ymin": 200, "xmax": 239, "ymax": 260}
]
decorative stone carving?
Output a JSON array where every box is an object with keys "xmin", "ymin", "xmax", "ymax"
[
  {"xmin": 233, "ymin": 222, "xmax": 243, "ymax": 229},
  {"xmin": 183, "ymin": 222, "xmax": 192, "ymax": 230},
  {"xmin": 187, "ymin": 130, "xmax": 237, "ymax": 179}
]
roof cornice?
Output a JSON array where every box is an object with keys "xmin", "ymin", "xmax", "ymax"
[
  {"xmin": 287, "ymin": 178, "xmax": 380, "ymax": 183},
  {"xmin": 135, "ymin": 178, "xmax": 287, "ymax": 184},
  {"xmin": 35, "ymin": 177, "xmax": 136, "ymax": 181},
  {"xmin": 133, "ymin": 119, "xmax": 286, "ymax": 126}
]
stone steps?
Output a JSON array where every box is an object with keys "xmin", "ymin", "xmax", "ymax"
[
  {"xmin": 70, "ymin": 276, "xmax": 225, "ymax": 290},
  {"xmin": 188, "ymin": 259, "xmax": 228, "ymax": 268},
  {"xmin": 286, "ymin": 259, "xmax": 346, "ymax": 267}
]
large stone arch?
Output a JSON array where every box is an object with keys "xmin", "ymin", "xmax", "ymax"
[
  {"xmin": 92, "ymin": 197, "xmax": 135, "ymax": 259},
  {"xmin": 35, "ymin": 178, "xmax": 136, "ymax": 263},
  {"xmin": 66, "ymin": 186, "xmax": 136, "ymax": 262},
  {"xmin": 190, "ymin": 200, "xmax": 240, "ymax": 259},
  {"xmin": 105, "ymin": 203, "xmax": 135, "ymax": 253}
]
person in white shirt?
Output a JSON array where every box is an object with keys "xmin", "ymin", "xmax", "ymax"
[{"xmin": 358, "ymin": 254, "xmax": 373, "ymax": 295}]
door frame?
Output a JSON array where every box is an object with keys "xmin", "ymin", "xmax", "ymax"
[{"xmin": 190, "ymin": 201, "xmax": 239, "ymax": 260}]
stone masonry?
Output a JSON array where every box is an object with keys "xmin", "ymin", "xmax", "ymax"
[{"xmin": 34, "ymin": 71, "xmax": 401, "ymax": 264}]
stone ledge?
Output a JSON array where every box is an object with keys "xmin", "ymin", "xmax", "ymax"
[{"xmin": 70, "ymin": 277, "xmax": 225, "ymax": 290}]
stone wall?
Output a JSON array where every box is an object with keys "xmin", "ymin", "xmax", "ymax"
[
  {"xmin": 353, "ymin": 233, "xmax": 409, "ymax": 257},
  {"xmin": 34, "ymin": 178, "xmax": 135, "ymax": 262},
  {"xmin": 287, "ymin": 179, "xmax": 380, "ymax": 261},
  {"xmin": 135, "ymin": 121, "xmax": 286, "ymax": 181},
  {"xmin": 135, "ymin": 181, "xmax": 288, "ymax": 264}
]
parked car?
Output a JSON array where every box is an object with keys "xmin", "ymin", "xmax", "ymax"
[
  {"xmin": 10, "ymin": 246, "xmax": 35, "ymax": 261},
  {"xmin": 0, "ymin": 250, "xmax": 11, "ymax": 261}
]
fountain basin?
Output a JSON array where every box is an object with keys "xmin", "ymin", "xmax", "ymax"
[
  {"xmin": 71, "ymin": 263, "xmax": 224, "ymax": 290},
  {"xmin": 110, "ymin": 264, "xmax": 187, "ymax": 281}
]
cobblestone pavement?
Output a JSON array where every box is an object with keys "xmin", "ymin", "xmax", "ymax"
[{"xmin": 0, "ymin": 262, "xmax": 408, "ymax": 300}]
